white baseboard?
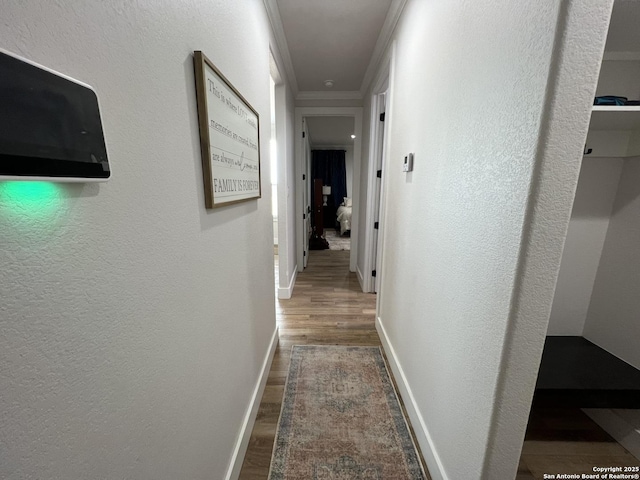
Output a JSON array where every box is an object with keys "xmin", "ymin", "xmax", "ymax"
[
  {"xmin": 376, "ymin": 316, "xmax": 448, "ymax": 480},
  {"xmin": 583, "ymin": 408, "xmax": 640, "ymax": 461},
  {"xmin": 225, "ymin": 327, "xmax": 279, "ymax": 480},
  {"xmin": 278, "ymin": 265, "xmax": 297, "ymax": 299}
]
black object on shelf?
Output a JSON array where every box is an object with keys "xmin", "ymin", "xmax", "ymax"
[
  {"xmin": 594, "ymin": 95, "xmax": 628, "ymax": 106},
  {"xmin": 593, "ymin": 95, "xmax": 640, "ymax": 106}
]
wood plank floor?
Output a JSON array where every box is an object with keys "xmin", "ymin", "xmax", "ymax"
[
  {"xmin": 241, "ymin": 249, "xmax": 639, "ymax": 480},
  {"xmin": 518, "ymin": 406, "xmax": 639, "ymax": 479},
  {"xmin": 238, "ymin": 249, "xmax": 430, "ymax": 479}
]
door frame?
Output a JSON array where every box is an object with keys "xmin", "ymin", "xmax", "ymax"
[
  {"xmin": 364, "ymin": 88, "xmax": 388, "ymax": 293},
  {"xmin": 362, "ymin": 52, "xmax": 393, "ymax": 293},
  {"xmin": 295, "ymin": 107, "xmax": 363, "ymax": 273},
  {"xmin": 302, "ymin": 118, "xmax": 310, "ymax": 269}
]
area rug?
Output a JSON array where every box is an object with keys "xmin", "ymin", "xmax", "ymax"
[
  {"xmin": 268, "ymin": 345, "xmax": 427, "ymax": 480},
  {"xmin": 324, "ymin": 230, "xmax": 351, "ymax": 251}
]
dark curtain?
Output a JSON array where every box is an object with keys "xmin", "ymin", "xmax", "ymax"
[{"xmin": 311, "ymin": 149, "xmax": 347, "ymax": 208}]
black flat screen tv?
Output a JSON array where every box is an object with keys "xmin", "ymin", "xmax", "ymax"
[{"xmin": 0, "ymin": 49, "xmax": 110, "ymax": 182}]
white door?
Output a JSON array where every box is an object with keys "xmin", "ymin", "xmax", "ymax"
[
  {"xmin": 371, "ymin": 94, "xmax": 386, "ymax": 293},
  {"xmin": 303, "ymin": 119, "xmax": 311, "ymax": 268}
]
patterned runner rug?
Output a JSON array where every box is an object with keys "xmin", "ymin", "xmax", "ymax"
[{"xmin": 268, "ymin": 345, "xmax": 427, "ymax": 479}]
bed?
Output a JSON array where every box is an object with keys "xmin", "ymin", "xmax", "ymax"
[{"xmin": 336, "ymin": 198, "xmax": 352, "ymax": 236}]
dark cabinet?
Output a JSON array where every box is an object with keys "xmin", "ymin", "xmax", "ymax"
[{"xmin": 323, "ymin": 205, "xmax": 337, "ymax": 228}]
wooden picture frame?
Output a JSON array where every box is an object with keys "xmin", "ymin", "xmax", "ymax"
[{"xmin": 193, "ymin": 50, "xmax": 261, "ymax": 208}]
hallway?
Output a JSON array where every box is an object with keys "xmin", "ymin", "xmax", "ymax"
[
  {"xmin": 1, "ymin": 1, "xmax": 632, "ymax": 479},
  {"xmin": 248, "ymin": 252, "xmax": 638, "ymax": 480},
  {"xmin": 239, "ymin": 250, "xmax": 428, "ymax": 479}
]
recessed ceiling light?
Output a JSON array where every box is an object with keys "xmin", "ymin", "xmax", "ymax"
[
  {"xmin": 351, "ymin": 134, "xmax": 356, "ymax": 139},
  {"xmin": 324, "ymin": 79, "xmax": 334, "ymax": 88}
]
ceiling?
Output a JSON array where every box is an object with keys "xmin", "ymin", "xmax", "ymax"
[
  {"xmin": 265, "ymin": 0, "xmax": 405, "ymax": 98},
  {"xmin": 306, "ymin": 117, "xmax": 355, "ymax": 146},
  {"xmin": 266, "ymin": 0, "xmax": 637, "ymax": 97}
]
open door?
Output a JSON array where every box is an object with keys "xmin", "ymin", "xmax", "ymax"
[
  {"xmin": 302, "ymin": 118, "xmax": 311, "ymax": 268},
  {"xmin": 370, "ymin": 93, "xmax": 387, "ymax": 293}
]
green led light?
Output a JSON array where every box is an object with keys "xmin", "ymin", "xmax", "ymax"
[{"xmin": 0, "ymin": 181, "xmax": 62, "ymax": 218}]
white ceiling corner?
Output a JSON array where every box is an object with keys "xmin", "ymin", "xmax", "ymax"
[
  {"xmin": 265, "ymin": 0, "xmax": 407, "ymax": 101},
  {"xmin": 359, "ymin": 0, "xmax": 407, "ymax": 96},
  {"xmin": 263, "ymin": 0, "xmax": 299, "ymax": 95},
  {"xmin": 275, "ymin": 0, "xmax": 395, "ymax": 95}
]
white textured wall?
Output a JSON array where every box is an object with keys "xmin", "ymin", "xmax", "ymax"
[
  {"xmin": 547, "ymin": 158, "xmax": 623, "ymax": 335},
  {"xmin": 374, "ymin": 0, "xmax": 610, "ymax": 478},
  {"xmin": 0, "ymin": 2, "xmax": 276, "ymax": 479},
  {"xmin": 596, "ymin": 60, "xmax": 640, "ymax": 99},
  {"xmin": 276, "ymin": 79, "xmax": 297, "ymax": 292},
  {"xmin": 345, "ymin": 146, "xmax": 354, "ymax": 199},
  {"xmin": 584, "ymin": 157, "xmax": 640, "ymax": 369}
]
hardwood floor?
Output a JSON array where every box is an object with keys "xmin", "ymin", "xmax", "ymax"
[
  {"xmin": 238, "ymin": 249, "xmax": 428, "ymax": 479},
  {"xmin": 518, "ymin": 407, "xmax": 639, "ymax": 479},
  {"xmin": 243, "ymin": 250, "xmax": 639, "ymax": 480}
]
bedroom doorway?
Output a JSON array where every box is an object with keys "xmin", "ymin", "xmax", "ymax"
[
  {"xmin": 295, "ymin": 107, "xmax": 363, "ymax": 276},
  {"xmin": 306, "ymin": 117, "xmax": 355, "ymax": 253}
]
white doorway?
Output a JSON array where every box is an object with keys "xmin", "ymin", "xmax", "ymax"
[
  {"xmin": 305, "ymin": 116, "xmax": 355, "ymax": 253},
  {"xmin": 269, "ymin": 51, "xmax": 297, "ymax": 299},
  {"xmin": 362, "ymin": 64, "xmax": 392, "ymax": 294},
  {"xmin": 295, "ymin": 107, "xmax": 363, "ymax": 274},
  {"xmin": 269, "ymin": 76, "xmax": 278, "ymax": 252},
  {"xmin": 369, "ymin": 92, "xmax": 386, "ymax": 293},
  {"xmin": 302, "ymin": 118, "xmax": 311, "ymax": 268}
]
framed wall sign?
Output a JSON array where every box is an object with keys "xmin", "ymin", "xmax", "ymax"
[{"xmin": 193, "ymin": 51, "xmax": 261, "ymax": 208}]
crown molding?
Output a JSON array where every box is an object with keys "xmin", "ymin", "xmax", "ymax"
[
  {"xmin": 296, "ymin": 90, "xmax": 363, "ymax": 101},
  {"xmin": 359, "ymin": 0, "xmax": 407, "ymax": 96},
  {"xmin": 263, "ymin": 0, "xmax": 299, "ymax": 95}
]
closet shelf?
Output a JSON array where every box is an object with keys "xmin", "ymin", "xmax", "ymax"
[
  {"xmin": 535, "ymin": 336, "xmax": 640, "ymax": 408},
  {"xmin": 590, "ymin": 105, "xmax": 640, "ymax": 131}
]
